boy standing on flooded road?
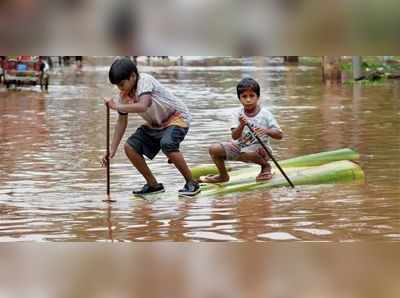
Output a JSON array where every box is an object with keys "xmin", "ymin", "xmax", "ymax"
[
  {"xmin": 101, "ymin": 57, "xmax": 200, "ymax": 196},
  {"xmin": 200, "ymin": 77, "xmax": 283, "ymax": 183}
]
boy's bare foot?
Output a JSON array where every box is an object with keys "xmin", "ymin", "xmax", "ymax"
[
  {"xmin": 199, "ymin": 174, "xmax": 230, "ymax": 184},
  {"xmin": 256, "ymin": 165, "xmax": 274, "ymax": 182}
]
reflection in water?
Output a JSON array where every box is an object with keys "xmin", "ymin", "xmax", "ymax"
[
  {"xmin": 106, "ymin": 203, "xmax": 114, "ymax": 242},
  {"xmin": 0, "ymin": 57, "xmax": 399, "ymax": 242}
]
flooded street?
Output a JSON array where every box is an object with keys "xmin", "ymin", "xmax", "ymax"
[{"xmin": 0, "ymin": 57, "xmax": 399, "ymax": 242}]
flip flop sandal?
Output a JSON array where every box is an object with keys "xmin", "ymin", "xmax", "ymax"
[{"xmin": 256, "ymin": 170, "xmax": 275, "ymax": 182}]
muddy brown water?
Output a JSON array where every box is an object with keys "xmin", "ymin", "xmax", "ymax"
[{"xmin": 0, "ymin": 57, "xmax": 399, "ymax": 242}]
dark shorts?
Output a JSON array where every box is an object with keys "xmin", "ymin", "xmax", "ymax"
[{"xmin": 127, "ymin": 126, "xmax": 189, "ymax": 160}]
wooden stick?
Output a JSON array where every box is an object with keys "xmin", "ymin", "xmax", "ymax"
[
  {"xmin": 103, "ymin": 103, "xmax": 116, "ymax": 203},
  {"xmin": 106, "ymin": 103, "xmax": 110, "ymax": 195}
]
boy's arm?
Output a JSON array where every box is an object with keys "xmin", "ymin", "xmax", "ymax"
[
  {"xmin": 231, "ymin": 114, "xmax": 247, "ymax": 140},
  {"xmin": 263, "ymin": 128, "xmax": 283, "ymax": 140},
  {"xmin": 231, "ymin": 125, "xmax": 246, "ymax": 140},
  {"xmin": 117, "ymin": 94, "xmax": 152, "ymax": 114}
]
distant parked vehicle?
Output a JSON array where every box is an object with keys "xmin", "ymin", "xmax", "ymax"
[{"xmin": 3, "ymin": 56, "xmax": 50, "ymax": 90}]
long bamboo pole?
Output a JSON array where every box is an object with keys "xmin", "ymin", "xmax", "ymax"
[
  {"xmin": 104, "ymin": 103, "xmax": 116, "ymax": 203},
  {"xmin": 106, "ymin": 103, "xmax": 110, "ymax": 196}
]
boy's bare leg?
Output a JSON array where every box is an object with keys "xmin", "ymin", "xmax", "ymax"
[
  {"xmin": 165, "ymin": 151, "xmax": 193, "ymax": 183},
  {"xmin": 200, "ymin": 144, "xmax": 230, "ymax": 183},
  {"xmin": 237, "ymin": 151, "xmax": 269, "ymax": 166},
  {"xmin": 238, "ymin": 152, "xmax": 273, "ymax": 181},
  {"xmin": 124, "ymin": 143, "xmax": 158, "ymax": 186}
]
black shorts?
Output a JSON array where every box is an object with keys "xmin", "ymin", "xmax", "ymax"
[{"xmin": 127, "ymin": 126, "xmax": 189, "ymax": 160}]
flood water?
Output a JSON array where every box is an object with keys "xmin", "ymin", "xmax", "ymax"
[{"xmin": 0, "ymin": 57, "xmax": 399, "ymax": 242}]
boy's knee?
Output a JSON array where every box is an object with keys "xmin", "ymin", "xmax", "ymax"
[
  {"xmin": 256, "ymin": 147, "xmax": 269, "ymax": 160},
  {"xmin": 124, "ymin": 142, "xmax": 137, "ymax": 155},
  {"xmin": 209, "ymin": 144, "xmax": 223, "ymax": 157}
]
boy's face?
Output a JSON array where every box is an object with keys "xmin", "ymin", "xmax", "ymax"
[
  {"xmin": 116, "ymin": 73, "xmax": 137, "ymax": 95},
  {"xmin": 239, "ymin": 89, "xmax": 260, "ymax": 112}
]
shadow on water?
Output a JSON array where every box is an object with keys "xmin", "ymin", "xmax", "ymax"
[{"xmin": 0, "ymin": 57, "xmax": 399, "ymax": 241}]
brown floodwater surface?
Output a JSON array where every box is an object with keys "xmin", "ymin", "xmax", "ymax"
[{"xmin": 0, "ymin": 57, "xmax": 399, "ymax": 242}]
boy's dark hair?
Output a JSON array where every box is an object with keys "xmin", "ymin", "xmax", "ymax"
[
  {"xmin": 237, "ymin": 77, "xmax": 260, "ymax": 98},
  {"xmin": 109, "ymin": 57, "xmax": 139, "ymax": 85}
]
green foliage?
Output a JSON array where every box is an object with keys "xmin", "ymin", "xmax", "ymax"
[
  {"xmin": 340, "ymin": 62, "xmax": 352, "ymax": 72},
  {"xmin": 344, "ymin": 79, "xmax": 385, "ymax": 86},
  {"xmin": 341, "ymin": 57, "xmax": 400, "ymax": 84}
]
